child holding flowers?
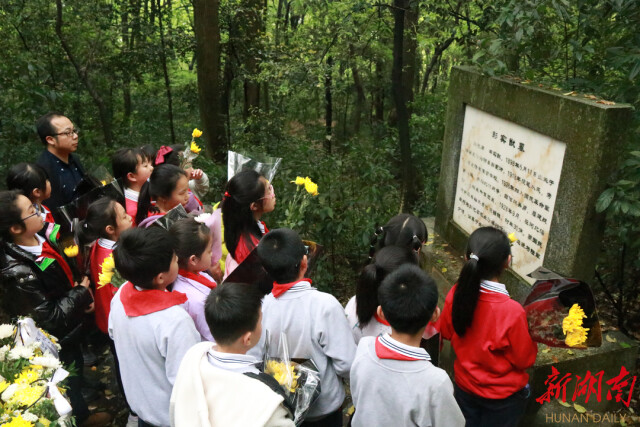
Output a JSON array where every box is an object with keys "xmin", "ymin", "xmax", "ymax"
[
  {"xmin": 136, "ymin": 164, "xmax": 191, "ymax": 227},
  {"xmin": 169, "ymin": 217, "xmax": 217, "ymax": 342},
  {"xmin": 439, "ymin": 226, "xmax": 538, "ymax": 427},
  {"xmin": 221, "ymin": 169, "xmax": 276, "ymax": 278}
]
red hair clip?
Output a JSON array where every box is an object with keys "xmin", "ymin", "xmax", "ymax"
[
  {"xmin": 224, "ymin": 191, "xmax": 231, "ymax": 198},
  {"xmin": 155, "ymin": 145, "xmax": 174, "ymax": 165}
]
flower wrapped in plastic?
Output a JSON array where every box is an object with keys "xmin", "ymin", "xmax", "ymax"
[
  {"xmin": 0, "ymin": 318, "xmax": 74, "ymax": 426},
  {"xmin": 523, "ymin": 267, "xmax": 601, "ymax": 348},
  {"xmin": 262, "ymin": 332, "xmax": 321, "ymax": 426},
  {"xmin": 180, "ymin": 128, "xmax": 204, "ymax": 170}
]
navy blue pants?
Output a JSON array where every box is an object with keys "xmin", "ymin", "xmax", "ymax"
[
  {"xmin": 301, "ymin": 408, "xmax": 343, "ymax": 427},
  {"xmin": 454, "ymin": 384, "xmax": 530, "ymax": 427}
]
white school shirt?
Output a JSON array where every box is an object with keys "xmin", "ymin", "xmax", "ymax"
[
  {"xmin": 344, "ymin": 295, "xmax": 391, "ymax": 344},
  {"xmin": 350, "ymin": 334, "xmax": 465, "ymax": 427},
  {"xmin": 249, "ymin": 280, "xmax": 357, "ymax": 420},
  {"xmin": 108, "ymin": 287, "xmax": 201, "ymax": 427},
  {"xmin": 207, "ymin": 347, "xmax": 260, "ymax": 374}
]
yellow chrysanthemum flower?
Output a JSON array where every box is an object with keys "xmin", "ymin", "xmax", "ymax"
[
  {"xmin": 562, "ymin": 303, "xmax": 589, "ymax": 347},
  {"xmin": 304, "ymin": 180, "xmax": 319, "ymax": 196},
  {"xmin": 63, "ymin": 245, "xmax": 79, "ymax": 258},
  {"xmin": 38, "ymin": 418, "xmax": 51, "ymax": 427},
  {"xmin": 508, "ymin": 233, "xmax": 518, "ymax": 244},
  {"xmin": 0, "ymin": 381, "xmax": 9, "ymax": 393},
  {"xmin": 192, "ymin": 128, "xmax": 203, "ymax": 138},
  {"xmin": 290, "ymin": 176, "xmax": 306, "ymax": 186},
  {"xmin": 100, "ymin": 180, "xmax": 107, "ymax": 186},
  {"xmin": 98, "ymin": 253, "xmax": 116, "ymax": 289},
  {"xmin": 14, "ymin": 369, "xmax": 39, "ymax": 385},
  {"xmin": 190, "ymin": 141, "xmax": 201, "ymax": 154},
  {"xmin": 4, "ymin": 415, "xmax": 34, "ymax": 427},
  {"xmin": 265, "ymin": 360, "xmax": 298, "ymax": 393},
  {"xmin": 9, "ymin": 384, "xmax": 45, "ymax": 407}
]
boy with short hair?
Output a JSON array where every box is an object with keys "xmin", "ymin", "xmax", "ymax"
[
  {"xmin": 252, "ymin": 228, "xmax": 356, "ymax": 427},
  {"xmin": 350, "ymin": 264, "xmax": 465, "ymax": 427},
  {"xmin": 111, "ymin": 147, "xmax": 153, "ymax": 224},
  {"xmin": 109, "ymin": 227, "xmax": 200, "ymax": 427},
  {"xmin": 170, "ymin": 282, "xmax": 295, "ymax": 427}
]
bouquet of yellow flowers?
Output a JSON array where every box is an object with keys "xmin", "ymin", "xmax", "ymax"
[
  {"xmin": 281, "ymin": 176, "xmax": 319, "ymax": 229},
  {"xmin": 262, "ymin": 332, "xmax": 320, "ymax": 426},
  {"xmin": 0, "ymin": 318, "xmax": 73, "ymax": 427},
  {"xmin": 180, "ymin": 128, "xmax": 203, "ymax": 170}
]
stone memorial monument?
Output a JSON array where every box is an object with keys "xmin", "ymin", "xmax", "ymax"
[{"xmin": 435, "ymin": 66, "xmax": 633, "ymax": 299}]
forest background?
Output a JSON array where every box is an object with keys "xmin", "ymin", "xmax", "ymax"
[{"xmin": 0, "ymin": 0, "xmax": 638, "ymax": 332}]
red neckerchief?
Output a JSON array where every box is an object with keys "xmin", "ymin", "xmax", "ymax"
[
  {"xmin": 178, "ymin": 269, "xmax": 217, "ymax": 289},
  {"xmin": 375, "ymin": 336, "xmax": 423, "ymax": 361},
  {"xmin": 40, "ymin": 241, "xmax": 74, "ymax": 286},
  {"xmin": 272, "ymin": 278, "xmax": 312, "ymax": 298},
  {"xmin": 374, "ymin": 312, "xmax": 390, "ymax": 326},
  {"xmin": 119, "ymin": 282, "xmax": 188, "ymax": 317}
]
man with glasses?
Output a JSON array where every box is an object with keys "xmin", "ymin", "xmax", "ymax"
[{"xmin": 35, "ymin": 112, "xmax": 86, "ymax": 208}]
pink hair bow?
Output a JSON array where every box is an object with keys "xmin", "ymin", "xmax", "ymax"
[{"xmin": 155, "ymin": 145, "xmax": 173, "ymax": 165}]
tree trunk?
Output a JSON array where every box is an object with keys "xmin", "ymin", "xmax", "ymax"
[
  {"xmin": 350, "ymin": 46, "xmax": 365, "ymax": 134},
  {"xmin": 157, "ymin": 0, "xmax": 176, "ymax": 144},
  {"xmin": 242, "ymin": 0, "xmax": 262, "ymax": 118},
  {"xmin": 324, "ymin": 56, "xmax": 333, "ymax": 153},
  {"xmin": 392, "ymin": 0, "xmax": 416, "ymax": 210},
  {"xmin": 55, "ymin": 0, "xmax": 113, "ymax": 146},
  {"xmin": 194, "ymin": 0, "xmax": 226, "ymax": 161},
  {"xmin": 373, "ymin": 58, "xmax": 384, "ymax": 123},
  {"xmin": 402, "ymin": 1, "xmax": 418, "ymax": 111},
  {"xmin": 421, "ymin": 34, "xmax": 455, "ymax": 94},
  {"xmin": 121, "ymin": 0, "xmax": 132, "ymax": 129}
]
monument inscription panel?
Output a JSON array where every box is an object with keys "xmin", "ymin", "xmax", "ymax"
[{"xmin": 452, "ymin": 106, "xmax": 566, "ymax": 283}]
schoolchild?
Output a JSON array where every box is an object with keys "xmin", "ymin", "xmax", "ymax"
[
  {"xmin": 0, "ymin": 190, "xmax": 110, "ymax": 426},
  {"xmin": 221, "ymin": 169, "xmax": 275, "ymax": 278},
  {"xmin": 253, "ymin": 228, "xmax": 355, "ymax": 427},
  {"xmin": 169, "ymin": 218, "xmax": 217, "ymax": 342},
  {"xmin": 170, "ymin": 282, "xmax": 295, "ymax": 427},
  {"xmin": 154, "ymin": 144, "xmax": 208, "ymax": 211},
  {"xmin": 344, "ymin": 245, "xmax": 418, "ymax": 344},
  {"xmin": 368, "ymin": 213, "xmax": 428, "ymax": 260},
  {"xmin": 79, "ymin": 197, "xmax": 132, "ymax": 335},
  {"xmin": 111, "ymin": 147, "xmax": 154, "ymax": 225},
  {"xmin": 439, "ymin": 226, "xmax": 538, "ymax": 427},
  {"xmin": 135, "ymin": 164, "xmax": 190, "ymax": 228},
  {"xmin": 350, "ymin": 264, "xmax": 464, "ymax": 427},
  {"xmin": 139, "ymin": 144, "xmax": 157, "ymax": 164},
  {"xmin": 109, "ymin": 227, "xmax": 200, "ymax": 427}
]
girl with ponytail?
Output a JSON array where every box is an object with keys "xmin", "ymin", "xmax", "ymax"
[
  {"xmin": 345, "ymin": 245, "xmax": 418, "ymax": 343},
  {"xmin": 368, "ymin": 213, "xmax": 428, "ymax": 261},
  {"xmin": 221, "ymin": 169, "xmax": 276, "ymax": 278},
  {"xmin": 439, "ymin": 226, "xmax": 537, "ymax": 426},
  {"xmin": 79, "ymin": 197, "xmax": 132, "ymax": 334},
  {"xmin": 135, "ymin": 164, "xmax": 190, "ymax": 227}
]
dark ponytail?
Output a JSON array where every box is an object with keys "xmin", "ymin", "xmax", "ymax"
[
  {"xmin": 369, "ymin": 214, "xmax": 428, "ymax": 258},
  {"xmin": 136, "ymin": 164, "xmax": 188, "ymax": 225},
  {"xmin": 221, "ymin": 170, "xmax": 266, "ymax": 259},
  {"xmin": 77, "ymin": 197, "xmax": 118, "ymax": 246},
  {"xmin": 356, "ymin": 245, "xmax": 418, "ymax": 326},
  {"xmin": 452, "ymin": 226, "xmax": 511, "ymax": 336}
]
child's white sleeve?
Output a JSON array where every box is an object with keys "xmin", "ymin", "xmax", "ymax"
[
  {"xmin": 318, "ymin": 296, "xmax": 357, "ymax": 378},
  {"xmin": 264, "ymin": 403, "xmax": 295, "ymax": 427},
  {"xmin": 163, "ymin": 313, "xmax": 202, "ymax": 386},
  {"xmin": 430, "ymin": 375, "xmax": 466, "ymax": 427},
  {"xmin": 189, "ymin": 172, "xmax": 210, "ymax": 199}
]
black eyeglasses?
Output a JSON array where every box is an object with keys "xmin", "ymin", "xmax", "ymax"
[
  {"xmin": 53, "ymin": 128, "xmax": 79, "ymax": 137},
  {"xmin": 21, "ymin": 204, "xmax": 40, "ymax": 221}
]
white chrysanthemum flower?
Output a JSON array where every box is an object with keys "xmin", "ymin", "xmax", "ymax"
[
  {"xmin": 0, "ymin": 345, "xmax": 9, "ymax": 362},
  {"xmin": 31, "ymin": 356, "xmax": 61, "ymax": 370},
  {"xmin": 0, "ymin": 413, "xmax": 9, "ymax": 422},
  {"xmin": 21, "ymin": 412, "xmax": 38, "ymax": 422},
  {"xmin": 0, "ymin": 324, "xmax": 14, "ymax": 339},
  {"xmin": 194, "ymin": 213, "xmax": 212, "ymax": 224},
  {"xmin": 8, "ymin": 345, "xmax": 34, "ymax": 360},
  {"xmin": 1, "ymin": 383, "xmax": 17, "ymax": 400}
]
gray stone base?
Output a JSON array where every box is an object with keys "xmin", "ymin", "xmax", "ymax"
[{"xmin": 421, "ymin": 218, "xmax": 639, "ymax": 426}]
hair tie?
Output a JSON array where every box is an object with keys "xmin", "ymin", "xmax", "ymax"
[
  {"xmin": 83, "ymin": 223, "xmax": 88, "ymax": 229},
  {"xmin": 469, "ymin": 254, "xmax": 479, "ymax": 261},
  {"xmin": 155, "ymin": 145, "xmax": 173, "ymax": 165}
]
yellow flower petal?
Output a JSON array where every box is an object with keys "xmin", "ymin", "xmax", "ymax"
[
  {"xmin": 192, "ymin": 128, "xmax": 203, "ymax": 138},
  {"xmin": 190, "ymin": 141, "xmax": 202, "ymax": 154},
  {"xmin": 290, "ymin": 176, "xmax": 306, "ymax": 186},
  {"xmin": 63, "ymin": 245, "xmax": 79, "ymax": 257},
  {"xmin": 508, "ymin": 233, "xmax": 518, "ymax": 244},
  {"xmin": 304, "ymin": 180, "xmax": 319, "ymax": 196}
]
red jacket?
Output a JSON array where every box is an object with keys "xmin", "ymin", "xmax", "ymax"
[
  {"xmin": 125, "ymin": 196, "xmax": 138, "ymax": 227},
  {"xmin": 89, "ymin": 239, "xmax": 118, "ymax": 334},
  {"xmin": 440, "ymin": 283, "xmax": 538, "ymax": 399}
]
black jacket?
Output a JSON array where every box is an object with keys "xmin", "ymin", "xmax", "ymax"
[{"xmin": 0, "ymin": 241, "xmax": 92, "ymax": 346}]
